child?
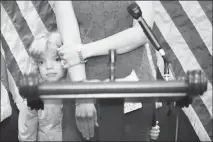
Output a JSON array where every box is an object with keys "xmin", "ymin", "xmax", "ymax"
[{"xmin": 18, "ymin": 31, "xmax": 66, "ymax": 141}]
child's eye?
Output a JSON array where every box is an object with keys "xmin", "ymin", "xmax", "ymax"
[
  {"xmin": 38, "ymin": 61, "xmax": 43, "ymax": 65},
  {"xmin": 55, "ymin": 58, "xmax": 61, "ymax": 62}
]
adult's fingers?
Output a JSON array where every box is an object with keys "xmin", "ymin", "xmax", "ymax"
[
  {"xmin": 63, "ymin": 64, "xmax": 71, "ymax": 69},
  {"xmin": 57, "ymin": 44, "xmax": 68, "ymax": 51},
  {"xmin": 76, "ymin": 107, "xmax": 84, "ymax": 134},
  {"xmin": 152, "ymin": 121, "xmax": 159, "ymax": 130},
  {"xmin": 150, "ymin": 133, "xmax": 159, "ymax": 137},
  {"xmin": 94, "ymin": 109, "xmax": 99, "ymax": 127},
  {"xmin": 58, "ymin": 51, "xmax": 64, "ymax": 57},
  {"xmin": 150, "ymin": 131, "xmax": 160, "ymax": 140},
  {"xmin": 57, "ymin": 47, "xmax": 66, "ymax": 57},
  {"xmin": 77, "ymin": 107, "xmax": 90, "ymax": 140},
  {"xmin": 58, "ymin": 52, "xmax": 64, "ymax": 59},
  {"xmin": 76, "ymin": 116, "xmax": 81, "ymax": 133},
  {"xmin": 150, "ymin": 129, "xmax": 160, "ymax": 135},
  {"xmin": 79, "ymin": 118, "xmax": 86, "ymax": 138},
  {"xmin": 87, "ymin": 117, "xmax": 94, "ymax": 138},
  {"xmin": 152, "ymin": 125, "xmax": 160, "ymax": 131},
  {"xmin": 82, "ymin": 118, "xmax": 90, "ymax": 140},
  {"xmin": 151, "ymin": 135, "xmax": 159, "ymax": 140},
  {"xmin": 60, "ymin": 60, "xmax": 66, "ymax": 65},
  {"xmin": 86, "ymin": 108, "xmax": 95, "ymax": 139},
  {"xmin": 155, "ymin": 102, "xmax": 162, "ymax": 109},
  {"xmin": 151, "ymin": 125, "xmax": 160, "ymax": 131}
]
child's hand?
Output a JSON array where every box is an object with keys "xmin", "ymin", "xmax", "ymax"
[
  {"xmin": 150, "ymin": 121, "xmax": 160, "ymax": 140},
  {"xmin": 155, "ymin": 102, "xmax": 162, "ymax": 109},
  {"xmin": 18, "ymin": 73, "xmax": 44, "ymax": 110}
]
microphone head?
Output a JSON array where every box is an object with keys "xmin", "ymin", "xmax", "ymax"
[{"xmin": 127, "ymin": 2, "xmax": 142, "ymax": 19}]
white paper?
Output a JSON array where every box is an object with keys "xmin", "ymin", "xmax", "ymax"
[{"xmin": 115, "ymin": 70, "xmax": 143, "ymax": 114}]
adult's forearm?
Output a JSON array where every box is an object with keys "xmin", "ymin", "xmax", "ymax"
[
  {"xmin": 54, "ymin": 1, "xmax": 86, "ymax": 82},
  {"xmin": 82, "ymin": 1, "xmax": 154, "ymax": 58},
  {"xmin": 83, "ymin": 26, "xmax": 148, "ymax": 58}
]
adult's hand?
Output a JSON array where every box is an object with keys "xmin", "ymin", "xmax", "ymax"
[
  {"xmin": 75, "ymin": 80, "xmax": 99, "ymax": 140},
  {"xmin": 76, "ymin": 101, "xmax": 98, "ymax": 140},
  {"xmin": 57, "ymin": 43, "xmax": 87, "ymax": 69},
  {"xmin": 150, "ymin": 121, "xmax": 160, "ymax": 140}
]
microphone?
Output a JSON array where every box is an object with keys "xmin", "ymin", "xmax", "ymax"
[
  {"xmin": 127, "ymin": 3, "xmax": 163, "ymax": 136},
  {"xmin": 127, "ymin": 2, "xmax": 167, "ymax": 62}
]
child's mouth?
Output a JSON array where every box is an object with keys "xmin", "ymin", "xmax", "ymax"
[{"xmin": 46, "ymin": 73, "xmax": 57, "ymax": 77}]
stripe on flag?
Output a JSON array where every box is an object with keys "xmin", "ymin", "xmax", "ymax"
[
  {"xmin": 160, "ymin": 1, "xmax": 212, "ymax": 85},
  {"xmin": 1, "ymin": 45, "xmax": 24, "ymax": 105},
  {"xmin": 1, "ymin": 33, "xmax": 23, "ymax": 83},
  {"xmin": 157, "ymin": 1, "xmax": 212, "ymax": 117},
  {"xmin": 7, "ymin": 68, "xmax": 24, "ymax": 105},
  {"xmin": 1, "ymin": 81, "xmax": 12, "ymax": 122},
  {"xmin": 1, "ymin": 1, "xmax": 33, "ymax": 49},
  {"xmin": 152, "ymin": 21, "xmax": 213, "ymax": 141},
  {"xmin": 16, "ymin": 1, "xmax": 48, "ymax": 37},
  {"xmin": 1, "ymin": 4, "xmax": 30, "ymax": 74},
  {"xmin": 179, "ymin": 1, "xmax": 212, "ymax": 55},
  {"xmin": 31, "ymin": 1, "xmax": 57, "ymax": 32},
  {"xmin": 197, "ymin": 1, "xmax": 212, "ymax": 25},
  {"xmin": 48, "ymin": 1, "xmax": 56, "ymax": 13},
  {"xmin": 152, "ymin": 21, "xmax": 212, "ymax": 119},
  {"xmin": 182, "ymin": 105, "xmax": 211, "ymax": 141},
  {"xmin": 154, "ymin": 1, "xmax": 212, "ymax": 140},
  {"xmin": 1, "ymin": 49, "xmax": 9, "ymax": 91}
]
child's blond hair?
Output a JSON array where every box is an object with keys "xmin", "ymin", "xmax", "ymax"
[{"xmin": 23, "ymin": 31, "xmax": 62, "ymax": 75}]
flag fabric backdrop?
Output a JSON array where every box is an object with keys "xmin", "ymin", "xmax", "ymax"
[{"xmin": 1, "ymin": 1, "xmax": 212, "ymax": 141}]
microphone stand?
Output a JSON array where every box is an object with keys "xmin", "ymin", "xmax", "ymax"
[
  {"xmin": 127, "ymin": 2, "xmax": 179, "ymax": 142},
  {"xmin": 164, "ymin": 56, "xmax": 180, "ymax": 142}
]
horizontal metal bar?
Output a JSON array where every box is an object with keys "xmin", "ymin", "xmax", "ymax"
[
  {"xmin": 40, "ymin": 93, "xmax": 186, "ymax": 102},
  {"xmin": 38, "ymin": 81, "xmax": 189, "ymax": 95}
]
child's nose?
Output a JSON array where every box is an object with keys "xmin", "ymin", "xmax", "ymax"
[{"xmin": 46, "ymin": 60, "xmax": 54, "ymax": 69}]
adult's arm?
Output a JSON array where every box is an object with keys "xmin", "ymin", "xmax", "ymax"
[
  {"xmin": 82, "ymin": 1, "xmax": 155, "ymax": 58},
  {"xmin": 54, "ymin": 1, "xmax": 86, "ymax": 82},
  {"xmin": 54, "ymin": 2, "xmax": 97, "ymax": 140}
]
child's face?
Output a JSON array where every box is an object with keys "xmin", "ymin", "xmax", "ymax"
[{"xmin": 37, "ymin": 45, "xmax": 66, "ymax": 82}]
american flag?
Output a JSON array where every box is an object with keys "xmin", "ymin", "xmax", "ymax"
[{"xmin": 1, "ymin": 1, "xmax": 212, "ymax": 141}]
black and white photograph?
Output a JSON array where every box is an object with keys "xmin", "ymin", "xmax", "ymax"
[{"xmin": 0, "ymin": 1, "xmax": 212, "ymax": 141}]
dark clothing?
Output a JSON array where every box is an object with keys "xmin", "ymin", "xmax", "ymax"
[{"xmin": 62, "ymin": 1, "xmax": 154, "ymax": 141}]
